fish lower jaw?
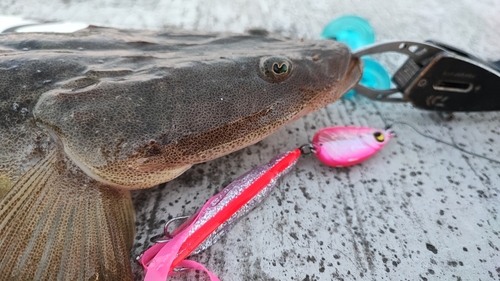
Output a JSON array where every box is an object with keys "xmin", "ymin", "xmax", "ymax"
[{"xmin": 62, "ymin": 145, "xmax": 190, "ymax": 189}]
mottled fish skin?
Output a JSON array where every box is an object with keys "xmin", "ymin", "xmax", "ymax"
[{"xmin": 0, "ymin": 26, "xmax": 361, "ymax": 280}]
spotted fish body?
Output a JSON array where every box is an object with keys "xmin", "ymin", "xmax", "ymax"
[{"xmin": 0, "ymin": 26, "xmax": 362, "ymax": 280}]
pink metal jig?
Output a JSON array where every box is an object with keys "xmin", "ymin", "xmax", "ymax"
[
  {"xmin": 140, "ymin": 149, "xmax": 301, "ymax": 281},
  {"xmin": 312, "ymin": 126, "xmax": 394, "ymax": 167},
  {"xmin": 140, "ymin": 125, "xmax": 394, "ymax": 280}
]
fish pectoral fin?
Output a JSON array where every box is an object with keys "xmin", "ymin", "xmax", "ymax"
[
  {"xmin": 0, "ymin": 150, "xmax": 135, "ymax": 280},
  {"xmin": 0, "ymin": 173, "xmax": 13, "ymax": 201}
]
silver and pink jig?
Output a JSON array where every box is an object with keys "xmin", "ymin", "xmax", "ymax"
[{"xmin": 139, "ymin": 125, "xmax": 395, "ymax": 281}]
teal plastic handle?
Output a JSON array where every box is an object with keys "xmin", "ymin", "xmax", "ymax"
[{"xmin": 322, "ymin": 15, "xmax": 390, "ymax": 98}]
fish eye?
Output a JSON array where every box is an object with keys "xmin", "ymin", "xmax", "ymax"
[
  {"xmin": 273, "ymin": 62, "xmax": 288, "ymax": 74},
  {"xmin": 259, "ymin": 57, "xmax": 292, "ymax": 83},
  {"xmin": 374, "ymin": 132, "xmax": 385, "ymax": 142}
]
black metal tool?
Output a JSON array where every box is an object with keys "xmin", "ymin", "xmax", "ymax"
[{"xmin": 353, "ymin": 40, "xmax": 500, "ymax": 111}]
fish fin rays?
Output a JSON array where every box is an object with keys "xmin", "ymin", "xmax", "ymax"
[{"xmin": 0, "ymin": 150, "xmax": 135, "ymax": 280}]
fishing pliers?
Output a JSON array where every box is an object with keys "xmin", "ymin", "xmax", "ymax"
[{"xmin": 353, "ymin": 40, "xmax": 500, "ymax": 112}]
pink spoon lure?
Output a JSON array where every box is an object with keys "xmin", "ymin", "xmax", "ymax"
[
  {"xmin": 312, "ymin": 126, "xmax": 395, "ymax": 167},
  {"xmin": 140, "ymin": 125, "xmax": 394, "ymax": 280}
]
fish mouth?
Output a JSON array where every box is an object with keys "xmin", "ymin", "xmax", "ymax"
[
  {"xmin": 323, "ymin": 54, "xmax": 363, "ymax": 101},
  {"xmin": 295, "ymin": 55, "xmax": 363, "ymax": 118}
]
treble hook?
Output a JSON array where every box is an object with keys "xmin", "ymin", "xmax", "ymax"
[{"xmin": 149, "ymin": 215, "xmax": 190, "ymax": 244}]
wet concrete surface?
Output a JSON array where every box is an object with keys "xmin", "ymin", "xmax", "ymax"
[{"xmin": 1, "ymin": 0, "xmax": 499, "ymax": 280}]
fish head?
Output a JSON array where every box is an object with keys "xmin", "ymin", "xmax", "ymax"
[{"xmin": 32, "ymin": 27, "xmax": 362, "ymax": 188}]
